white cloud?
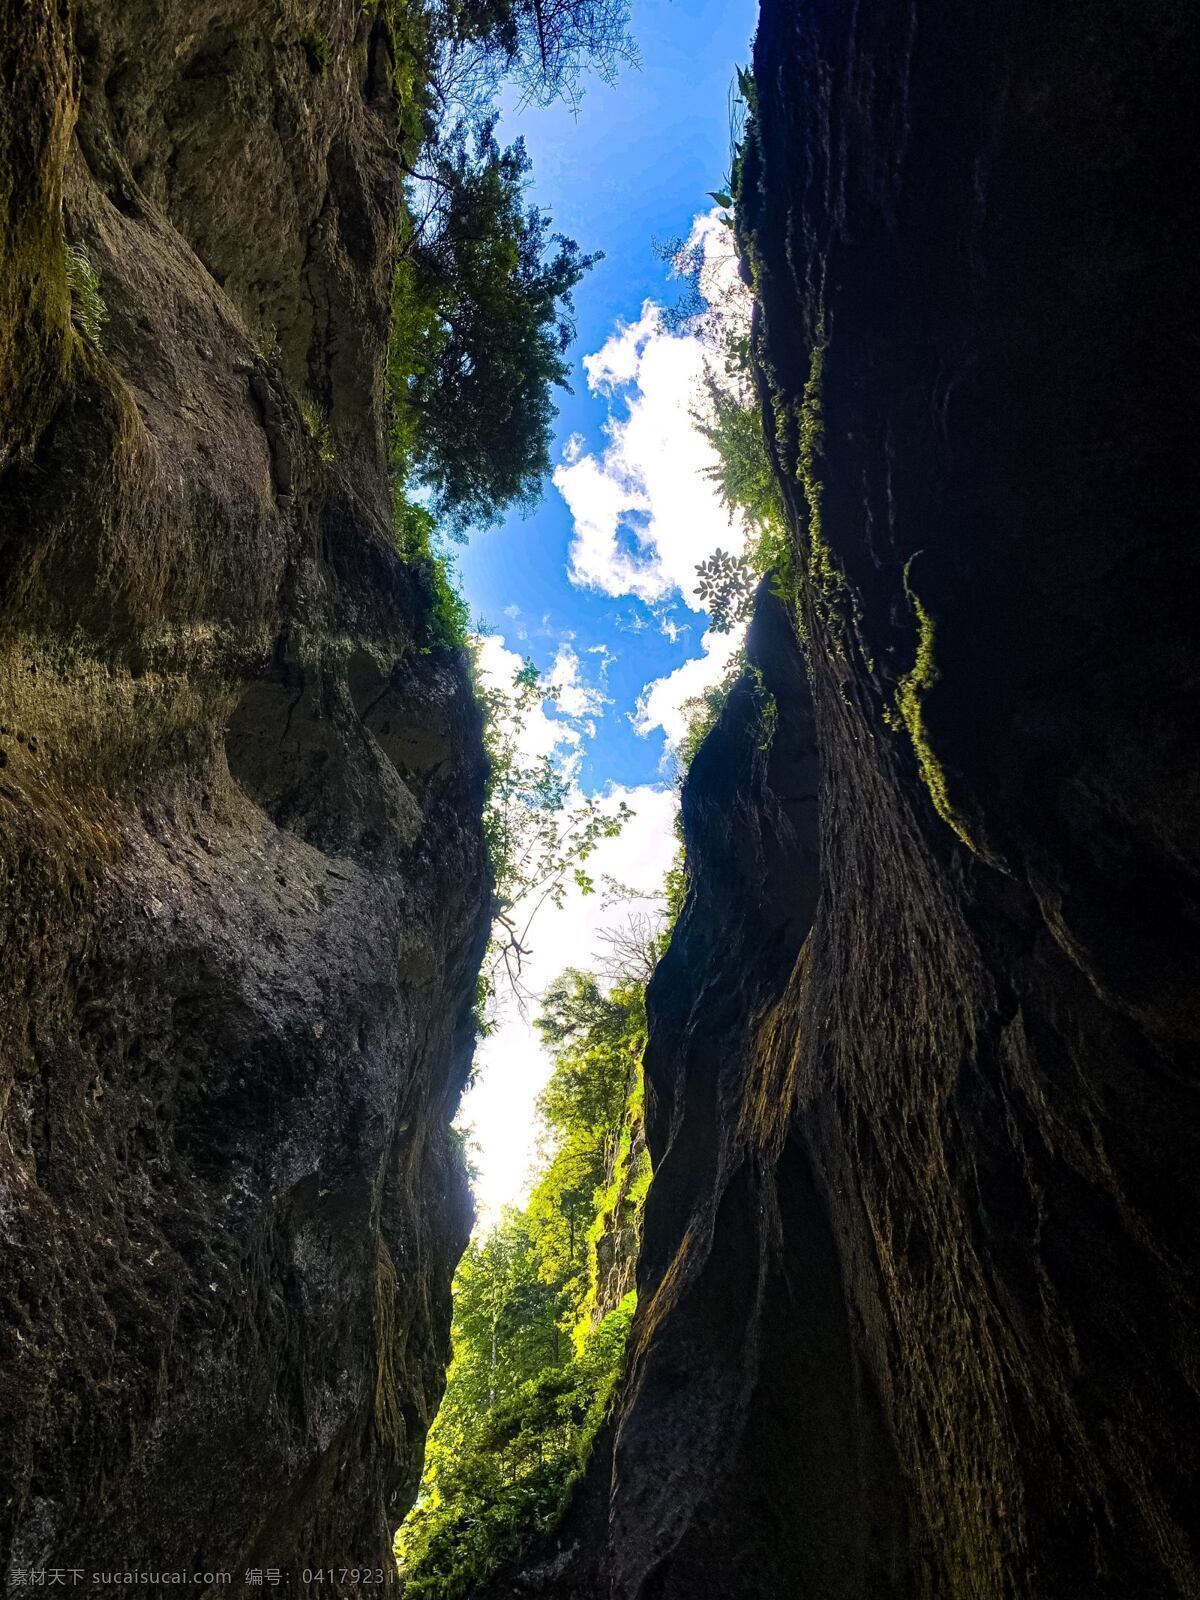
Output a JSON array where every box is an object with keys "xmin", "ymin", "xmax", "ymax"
[
  {"xmin": 657, "ymin": 610, "xmax": 691, "ymax": 645},
  {"xmin": 461, "ymin": 215, "xmax": 756, "ymax": 1221},
  {"xmin": 615, "ymin": 610, "xmax": 650, "ymax": 634},
  {"xmin": 549, "ymin": 643, "xmax": 609, "ymax": 724},
  {"xmin": 682, "ymin": 209, "xmax": 748, "ymax": 318},
  {"xmin": 474, "ymin": 632, "xmax": 581, "ymax": 765},
  {"xmin": 562, "ymin": 431, "xmax": 586, "ymax": 465},
  {"xmin": 633, "ymin": 626, "xmax": 743, "ymax": 753},
  {"xmin": 459, "ymin": 782, "xmax": 679, "ymax": 1222},
  {"xmin": 586, "ymin": 642, "xmax": 616, "ymax": 681},
  {"xmin": 553, "ymin": 211, "xmax": 751, "ymax": 611},
  {"xmin": 474, "ymin": 632, "xmax": 610, "ymax": 751}
]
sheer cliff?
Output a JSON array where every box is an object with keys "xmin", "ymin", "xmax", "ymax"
[
  {"xmin": 0, "ymin": 0, "xmax": 488, "ymax": 1581},
  {"xmin": 480, "ymin": 1, "xmax": 1200, "ymax": 1597}
]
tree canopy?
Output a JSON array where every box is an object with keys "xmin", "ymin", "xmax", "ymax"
[
  {"xmin": 395, "ymin": 969, "xmax": 651, "ymax": 1598},
  {"xmin": 385, "ymin": 0, "xmax": 634, "ymax": 544},
  {"xmin": 391, "ymin": 127, "xmax": 597, "ymax": 534}
]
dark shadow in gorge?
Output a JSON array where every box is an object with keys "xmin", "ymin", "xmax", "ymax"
[{"xmin": 465, "ymin": 1, "xmax": 1200, "ymax": 1596}]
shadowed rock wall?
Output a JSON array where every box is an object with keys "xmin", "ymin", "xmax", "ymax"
[
  {"xmin": 478, "ymin": 2, "xmax": 1200, "ymax": 1596},
  {"xmin": 0, "ymin": 0, "xmax": 488, "ymax": 1582}
]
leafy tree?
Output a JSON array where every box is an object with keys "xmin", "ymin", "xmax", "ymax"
[
  {"xmin": 380, "ymin": 0, "xmax": 625, "ymax": 594},
  {"xmin": 696, "ymin": 370, "xmax": 785, "ymax": 542},
  {"xmin": 396, "ymin": 972, "xmax": 651, "ymax": 1598},
  {"xmin": 649, "ymin": 71, "xmax": 795, "ymax": 638},
  {"xmin": 391, "ymin": 126, "xmax": 598, "ymax": 534},
  {"xmin": 688, "ymin": 288, "xmax": 790, "ymax": 634},
  {"xmin": 528, "ymin": 975, "xmax": 646, "ymax": 1322},
  {"xmin": 488, "ymin": 0, "xmax": 636, "ymax": 109},
  {"xmin": 476, "ymin": 659, "xmax": 632, "ymax": 1012},
  {"xmin": 537, "ymin": 967, "xmax": 628, "ymax": 1051},
  {"xmin": 536, "ymin": 971, "xmax": 638, "ymax": 1134}
]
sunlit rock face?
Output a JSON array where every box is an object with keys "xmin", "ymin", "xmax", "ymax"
[
  {"xmin": 0, "ymin": 0, "xmax": 488, "ymax": 1578},
  {"xmin": 479, "ymin": 1, "xmax": 1200, "ymax": 1596}
]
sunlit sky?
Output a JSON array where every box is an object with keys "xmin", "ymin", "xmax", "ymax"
[{"xmin": 455, "ymin": 0, "xmax": 759, "ymax": 1218}]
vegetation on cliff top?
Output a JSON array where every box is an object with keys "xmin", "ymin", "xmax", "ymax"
[
  {"xmin": 383, "ymin": 0, "xmax": 630, "ymax": 638},
  {"xmin": 381, "ymin": 23, "xmax": 778, "ymax": 1596},
  {"xmin": 390, "ymin": 124, "xmax": 597, "ymax": 536},
  {"xmin": 380, "ymin": 0, "xmax": 636, "ymax": 994},
  {"xmin": 396, "ymin": 963, "xmax": 653, "ymax": 1597}
]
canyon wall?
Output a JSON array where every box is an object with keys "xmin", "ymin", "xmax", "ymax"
[
  {"xmin": 487, "ymin": 1, "xmax": 1200, "ymax": 1596},
  {"xmin": 0, "ymin": 0, "xmax": 488, "ymax": 1581}
]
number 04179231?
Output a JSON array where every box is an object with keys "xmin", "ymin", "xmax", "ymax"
[{"xmin": 301, "ymin": 1571, "xmax": 389, "ymax": 1586}]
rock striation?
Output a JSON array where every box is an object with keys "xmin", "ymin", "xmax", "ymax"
[
  {"xmin": 481, "ymin": 1, "xmax": 1200, "ymax": 1596},
  {"xmin": 0, "ymin": 0, "xmax": 488, "ymax": 1582}
]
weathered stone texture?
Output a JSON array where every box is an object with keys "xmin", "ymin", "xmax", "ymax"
[
  {"xmin": 0, "ymin": 1, "xmax": 488, "ymax": 1583},
  {"xmin": 479, "ymin": 2, "xmax": 1200, "ymax": 1596}
]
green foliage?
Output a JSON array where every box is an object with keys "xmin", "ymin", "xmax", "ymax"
[
  {"xmin": 392, "ymin": 482, "xmax": 472, "ymax": 650},
  {"xmin": 668, "ymin": 136, "xmax": 792, "ymax": 633},
  {"xmin": 884, "ymin": 559, "xmax": 978, "ymax": 852},
  {"xmin": 389, "ymin": 243, "xmax": 442, "ymax": 486},
  {"xmin": 375, "ymin": 0, "xmax": 437, "ymax": 154},
  {"xmin": 476, "ymin": 658, "xmax": 631, "ymax": 1012},
  {"xmin": 574, "ymin": 1069, "xmax": 649, "ymax": 1347},
  {"xmin": 698, "ymin": 373, "xmax": 782, "ymax": 538},
  {"xmin": 297, "ymin": 391, "xmax": 335, "ymax": 463},
  {"xmin": 528, "ymin": 973, "xmax": 645, "ymax": 1321},
  {"xmin": 755, "ymin": 679, "xmax": 778, "ymax": 751},
  {"xmin": 390, "ymin": 124, "xmax": 598, "ymax": 533},
  {"xmin": 663, "ymin": 845, "xmax": 687, "ymax": 925},
  {"xmin": 693, "ymin": 322, "xmax": 839, "ymax": 636},
  {"xmin": 378, "ymin": 0, "xmax": 610, "ymax": 655},
  {"xmin": 301, "ymin": 31, "xmax": 330, "ymax": 73},
  {"xmin": 691, "ymin": 316, "xmax": 793, "ymax": 631},
  {"xmin": 674, "ymin": 650, "xmax": 744, "ymax": 783},
  {"xmin": 699, "ymin": 351, "xmax": 789, "ymax": 558},
  {"xmin": 536, "ymin": 971, "xmax": 636, "ymax": 1132},
  {"xmin": 64, "ymin": 244, "xmax": 107, "ymax": 348},
  {"xmin": 377, "ymin": 0, "xmax": 635, "ymax": 115},
  {"xmin": 672, "ymin": 653, "xmax": 776, "ymax": 816},
  {"xmin": 254, "ymin": 322, "xmax": 282, "ymax": 363},
  {"xmin": 397, "ymin": 974, "xmax": 650, "ymax": 1597},
  {"xmin": 795, "ymin": 332, "xmax": 832, "ymax": 586}
]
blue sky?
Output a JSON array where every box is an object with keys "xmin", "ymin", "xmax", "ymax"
[
  {"xmin": 456, "ymin": 0, "xmax": 760, "ymax": 1214},
  {"xmin": 457, "ymin": 0, "xmax": 758, "ymax": 790}
]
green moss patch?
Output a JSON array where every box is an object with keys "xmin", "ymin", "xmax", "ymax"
[{"xmin": 885, "ymin": 559, "xmax": 978, "ymax": 852}]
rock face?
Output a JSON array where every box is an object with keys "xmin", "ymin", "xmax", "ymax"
[
  {"xmin": 483, "ymin": 2, "xmax": 1200, "ymax": 1597},
  {"xmin": 0, "ymin": 0, "xmax": 488, "ymax": 1582}
]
